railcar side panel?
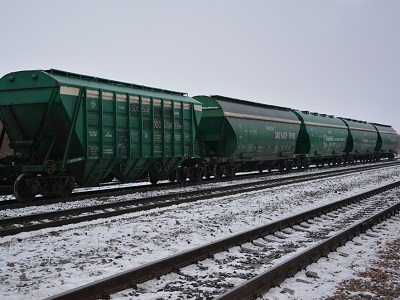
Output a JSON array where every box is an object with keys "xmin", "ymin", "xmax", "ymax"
[
  {"xmin": 340, "ymin": 119, "xmax": 378, "ymax": 157},
  {"xmin": 371, "ymin": 123, "xmax": 397, "ymax": 158},
  {"xmin": 294, "ymin": 111, "xmax": 348, "ymax": 160}
]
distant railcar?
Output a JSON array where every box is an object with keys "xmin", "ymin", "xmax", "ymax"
[
  {"xmin": 371, "ymin": 123, "xmax": 397, "ymax": 160},
  {"xmin": 293, "ymin": 111, "xmax": 349, "ymax": 166},
  {"xmin": 193, "ymin": 95, "xmax": 302, "ymax": 176},
  {"xmin": 339, "ymin": 118, "xmax": 379, "ymax": 162},
  {"xmin": 0, "ymin": 70, "xmax": 202, "ymax": 201}
]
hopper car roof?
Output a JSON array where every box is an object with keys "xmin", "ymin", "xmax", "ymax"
[
  {"xmin": 0, "ymin": 69, "xmax": 198, "ymax": 104},
  {"xmin": 208, "ymin": 95, "xmax": 293, "ymax": 112},
  {"xmin": 294, "ymin": 110, "xmax": 347, "ymax": 129},
  {"xmin": 196, "ymin": 95, "xmax": 299, "ymax": 124},
  {"xmin": 339, "ymin": 118, "xmax": 379, "ymax": 133},
  {"xmin": 370, "ymin": 123, "xmax": 398, "ymax": 135}
]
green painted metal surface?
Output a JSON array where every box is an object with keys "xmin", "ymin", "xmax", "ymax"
[
  {"xmin": 0, "ymin": 69, "xmax": 202, "ymax": 186},
  {"xmin": 194, "ymin": 95, "xmax": 300, "ymax": 162},
  {"xmin": 340, "ymin": 119, "xmax": 378, "ymax": 155},
  {"xmin": 371, "ymin": 123, "xmax": 397, "ymax": 153},
  {"xmin": 294, "ymin": 111, "xmax": 348, "ymax": 158}
]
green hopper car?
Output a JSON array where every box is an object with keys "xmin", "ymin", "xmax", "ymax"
[
  {"xmin": 340, "ymin": 119, "xmax": 379, "ymax": 162},
  {"xmin": 371, "ymin": 123, "xmax": 397, "ymax": 160},
  {"xmin": 0, "ymin": 70, "xmax": 202, "ymax": 202},
  {"xmin": 194, "ymin": 95, "xmax": 302, "ymax": 176},
  {"xmin": 294, "ymin": 111, "xmax": 349, "ymax": 166}
]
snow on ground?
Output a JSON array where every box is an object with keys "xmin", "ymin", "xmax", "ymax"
[
  {"xmin": 0, "ymin": 165, "xmax": 398, "ymax": 299},
  {"xmin": 261, "ymin": 216, "xmax": 400, "ymax": 300}
]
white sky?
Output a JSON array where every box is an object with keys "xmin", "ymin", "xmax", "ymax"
[{"xmin": 1, "ymin": 1, "xmax": 399, "ymax": 132}]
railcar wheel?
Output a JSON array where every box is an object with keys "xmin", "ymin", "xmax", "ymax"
[
  {"xmin": 168, "ymin": 172, "xmax": 176, "ymax": 183},
  {"xmin": 189, "ymin": 171, "xmax": 202, "ymax": 183},
  {"xmin": 278, "ymin": 162, "xmax": 285, "ymax": 173},
  {"xmin": 302, "ymin": 159, "xmax": 310, "ymax": 170},
  {"xmin": 14, "ymin": 173, "xmax": 36, "ymax": 202},
  {"xmin": 59, "ymin": 177, "xmax": 75, "ymax": 198},
  {"xmin": 286, "ymin": 161, "xmax": 294, "ymax": 172},
  {"xmin": 176, "ymin": 167, "xmax": 187, "ymax": 184},
  {"xmin": 213, "ymin": 165, "xmax": 223, "ymax": 180},
  {"xmin": 224, "ymin": 165, "xmax": 236, "ymax": 178},
  {"xmin": 149, "ymin": 175, "xmax": 158, "ymax": 185}
]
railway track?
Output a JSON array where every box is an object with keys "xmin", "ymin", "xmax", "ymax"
[
  {"xmin": 0, "ymin": 160, "xmax": 398, "ymax": 211},
  {"xmin": 0, "ymin": 160, "xmax": 397, "ymax": 216},
  {"xmin": 217, "ymin": 208, "xmax": 400, "ymax": 299},
  {"xmin": 44, "ymin": 181, "xmax": 400, "ymax": 300},
  {"xmin": 0, "ymin": 162, "xmax": 397, "ymax": 237}
]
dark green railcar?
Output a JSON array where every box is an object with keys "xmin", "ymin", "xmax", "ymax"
[
  {"xmin": 293, "ymin": 111, "xmax": 349, "ymax": 166},
  {"xmin": 0, "ymin": 69, "xmax": 202, "ymax": 202},
  {"xmin": 371, "ymin": 123, "xmax": 397, "ymax": 160},
  {"xmin": 193, "ymin": 95, "xmax": 301, "ymax": 176},
  {"xmin": 339, "ymin": 118, "xmax": 378, "ymax": 162}
]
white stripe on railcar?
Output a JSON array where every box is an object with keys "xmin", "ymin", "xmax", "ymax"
[{"xmin": 224, "ymin": 112, "xmax": 300, "ymax": 125}]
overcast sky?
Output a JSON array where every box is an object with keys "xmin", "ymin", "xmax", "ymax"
[{"xmin": 1, "ymin": 1, "xmax": 399, "ymax": 132}]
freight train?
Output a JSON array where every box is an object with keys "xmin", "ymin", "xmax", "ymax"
[{"xmin": 0, "ymin": 69, "xmax": 397, "ymax": 202}]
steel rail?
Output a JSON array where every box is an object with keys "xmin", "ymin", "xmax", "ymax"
[
  {"xmin": 44, "ymin": 181, "xmax": 400, "ymax": 300},
  {"xmin": 0, "ymin": 160, "xmax": 398, "ymax": 211},
  {"xmin": 0, "ymin": 163, "xmax": 395, "ymax": 237},
  {"xmin": 216, "ymin": 201, "xmax": 400, "ymax": 299}
]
